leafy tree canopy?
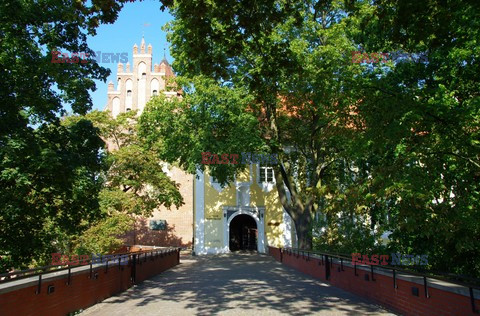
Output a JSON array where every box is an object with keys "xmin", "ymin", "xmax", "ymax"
[
  {"xmin": 0, "ymin": 0, "xmax": 141, "ymax": 271},
  {"xmin": 348, "ymin": 0, "xmax": 480, "ymax": 277},
  {"xmin": 70, "ymin": 110, "xmax": 185, "ymax": 216},
  {"xmin": 141, "ymin": 0, "xmax": 480, "ymax": 278},
  {"xmin": 141, "ymin": 0, "xmax": 373, "ymax": 249}
]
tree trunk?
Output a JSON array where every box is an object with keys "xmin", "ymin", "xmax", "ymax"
[
  {"xmin": 295, "ymin": 212, "xmax": 313, "ymax": 250},
  {"xmin": 273, "ymin": 164, "xmax": 315, "ymax": 250}
]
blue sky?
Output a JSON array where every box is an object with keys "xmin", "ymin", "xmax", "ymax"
[{"xmin": 86, "ymin": 0, "xmax": 174, "ymax": 111}]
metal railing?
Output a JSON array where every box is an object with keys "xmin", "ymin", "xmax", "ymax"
[
  {"xmin": 280, "ymin": 247, "xmax": 479, "ymax": 314},
  {"xmin": 0, "ymin": 247, "xmax": 180, "ymax": 293}
]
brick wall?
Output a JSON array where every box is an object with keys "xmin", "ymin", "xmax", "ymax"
[
  {"xmin": 269, "ymin": 247, "xmax": 480, "ymax": 316},
  {"xmin": 134, "ymin": 249, "xmax": 179, "ymax": 283},
  {"xmin": 124, "ymin": 166, "xmax": 194, "ymax": 248},
  {"xmin": 0, "ymin": 249, "xmax": 180, "ymax": 316}
]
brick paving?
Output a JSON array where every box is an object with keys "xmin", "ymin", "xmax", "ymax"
[{"xmin": 79, "ymin": 253, "xmax": 396, "ymax": 315}]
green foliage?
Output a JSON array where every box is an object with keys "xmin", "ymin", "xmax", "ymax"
[
  {"xmin": 74, "ymin": 213, "xmax": 134, "ymax": 255},
  {"xmin": 140, "ymin": 78, "xmax": 263, "ymax": 185},
  {"xmin": 347, "ymin": 0, "xmax": 480, "ymax": 278},
  {"xmin": 60, "ymin": 109, "xmax": 185, "ymax": 257},
  {"xmin": 0, "ymin": 118, "xmax": 106, "ymax": 271},
  {"xmin": 0, "ymin": 0, "xmax": 129, "ymax": 271},
  {"xmin": 2, "ymin": 0, "xmax": 478, "ymax": 281},
  {"xmin": 143, "ymin": 0, "xmax": 372, "ymax": 250},
  {"xmin": 81, "ymin": 110, "xmax": 185, "ymax": 216},
  {"xmin": 153, "ymin": 0, "xmax": 480, "ymax": 277}
]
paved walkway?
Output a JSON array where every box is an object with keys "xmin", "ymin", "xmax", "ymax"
[{"xmin": 80, "ymin": 253, "xmax": 396, "ymax": 315}]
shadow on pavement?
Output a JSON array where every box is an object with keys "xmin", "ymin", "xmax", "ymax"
[{"xmin": 81, "ymin": 253, "xmax": 396, "ymax": 315}]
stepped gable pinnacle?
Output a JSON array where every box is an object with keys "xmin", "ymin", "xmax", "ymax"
[
  {"xmin": 160, "ymin": 47, "xmax": 170, "ymax": 65},
  {"xmin": 159, "ymin": 50, "xmax": 174, "ymax": 78},
  {"xmin": 140, "ymin": 36, "xmax": 146, "ymax": 53}
]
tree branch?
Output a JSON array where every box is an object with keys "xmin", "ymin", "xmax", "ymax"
[{"xmin": 424, "ymin": 151, "xmax": 480, "ymax": 169}]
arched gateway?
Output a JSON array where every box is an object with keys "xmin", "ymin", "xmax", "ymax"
[
  {"xmin": 224, "ymin": 208, "xmax": 266, "ymax": 253},
  {"xmin": 229, "ymin": 214, "xmax": 258, "ymax": 251}
]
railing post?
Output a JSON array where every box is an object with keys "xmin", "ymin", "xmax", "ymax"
[
  {"xmin": 424, "ymin": 276, "xmax": 429, "ymax": 298},
  {"xmin": 66, "ymin": 266, "xmax": 71, "ymax": 285},
  {"xmin": 470, "ymin": 287, "xmax": 478, "ymax": 313},
  {"xmin": 35, "ymin": 274, "xmax": 42, "ymax": 294},
  {"xmin": 325, "ymin": 255, "xmax": 330, "ymax": 280},
  {"xmin": 131, "ymin": 254, "xmax": 137, "ymax": 284}
]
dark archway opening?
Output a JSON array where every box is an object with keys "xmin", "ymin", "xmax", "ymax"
[{"xmin": 229, "ymin": 214, "xmax": 258, "ymax": 251}]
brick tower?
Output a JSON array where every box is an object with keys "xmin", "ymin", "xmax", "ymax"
[{"xmin": 104, "ymin": 38, "xmax": 193, "ymax": 249}]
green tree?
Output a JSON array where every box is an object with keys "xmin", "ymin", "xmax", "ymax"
[
  {"xmin": 67, "ymin": 110, "xmax": 184, "ymax": 254},
  {"xmin": 0, "ymin": 0, "xmax": 138, "ymax": 271},
  {"xmin": 140, "ymin": 0, "xmax": 374, "ymax": 249},
  {"xmin": 343, "ymin": 0, "xmax": 480, "ymax": 277},
  {"xmin": 84, "ymin": 110, "xmax": 184, "ymax": 216},
  {"xmin": 74, "ymin": 213, "xmax": 135, "ymax": 256},
  {"xmin": 0, "ymin": 118, "xmax": 106, "ymax": 270}
]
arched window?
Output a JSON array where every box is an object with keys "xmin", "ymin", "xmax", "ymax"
[
  {"xmin": 151, "ymin": 78, "xmax": 159, "ymax": 96},
  {"xmin": 127, "ymin": 90, "xmax": 132, "ymax": 96},
  {"xmin": 126, "ymin": 108, "xmax": 131, "ymax": 112}
]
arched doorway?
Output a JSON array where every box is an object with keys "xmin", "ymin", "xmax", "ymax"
[{"xmin": 229, "ymin": 214, "xmax": 258, "ymax": 251}]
